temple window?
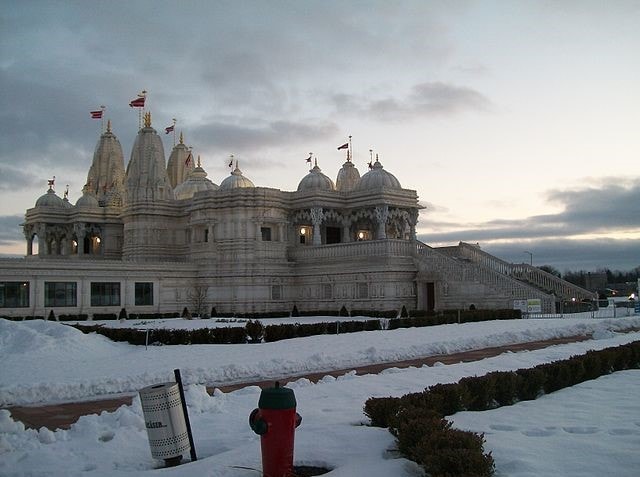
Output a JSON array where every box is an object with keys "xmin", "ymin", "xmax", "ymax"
[
  {"xmin": 299, "ymin": 226, "xmax": 308, "ymax": 244},
  {"xmin": 135, "ymin": 282, "xmax": 153, "ymax": 306},
  {"xmin": 322, "ymin": 283, "xmax": 332, "ymax": 299},
  {"xmin": 0, "ymin": 282, "xmax": 30, "ymax": 308},
  {"xmin": 44, "ymin": 282, "xmax": 77, "ymax": 307},
  {"xmin": 91, "ymin": 282, "xmax": 121, "ymax": 306},
  {"xmin": 261, "ymin": 227, "xmax": 272, "ymax": 241},
  {"xmin": 271, "ymin": 284, "xmax": 282, "ymax": 300},
  {"xmin": 357, "ymin": 282, "xmax": 369, "ymax": 299}
]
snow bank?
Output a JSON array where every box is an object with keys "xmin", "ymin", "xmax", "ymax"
[
  {"xmin": 1, "ymin": 331, "xmax": 639, "ymax": 477},
  {"xmin": 1, "ymin": 316, "xmax": 639, "ymax": 405}
]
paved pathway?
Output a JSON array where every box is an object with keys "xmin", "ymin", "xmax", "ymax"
[{"xmin": 5, "ymin": 335, "xmax": 590, "ymax": 431}]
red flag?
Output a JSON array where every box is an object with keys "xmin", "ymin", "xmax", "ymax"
[
  {"xmin": 337, "ymin": 143, "xmax": 348, "ymax": 150},
  {"xmin": 90, "ymin": 110, "xmax": 103, "ymax": 119},
  {"xmin": 165, "ymin": 125, "xmax": 174, "ymax": 134},
  {"xmin": 129, "ymin": 97, "xmax": 145, "ymax": 108}
]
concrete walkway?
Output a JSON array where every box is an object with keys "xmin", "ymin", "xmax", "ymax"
[{"xmin": 6, "ymin": 335, "xmax": 590, "ymax": 431}]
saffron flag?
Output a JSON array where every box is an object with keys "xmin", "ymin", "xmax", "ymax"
[
  {"xmin": 165, "ymin": 125, "xmax": 175, "ymax": 134},
  {"xmin": 337, "ymin": 143, "xmax": 349, "ymax": 150},
  {"xmin": 129, "ymin": 97, "xmax": 145, "ymax": 108},
  {"xmin": 90, "ymin": 110, "xmax": 103, "ymax": 119}
]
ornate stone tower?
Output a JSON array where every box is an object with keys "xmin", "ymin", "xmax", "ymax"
[
  {"xmin": 86, "ymin": 120, "xmax": 126, "ymax": 207},
  {"xmin": 166, "ymin": 132, "xmax": 195, "ymax": 189},
  {"xmin": 122, "ymin": 112, "xmax": 180, "ymax": 261},
  {"xmin": 125, "ymin": 113, "xmax": 173, "ymax": 203}
]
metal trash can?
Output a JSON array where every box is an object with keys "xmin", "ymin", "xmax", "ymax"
[{"xmin": 139, "ymin": 382, "xmax": 191, "ymax": 466}]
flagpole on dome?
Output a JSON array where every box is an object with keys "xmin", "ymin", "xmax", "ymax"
[
  {"xmin": 348, "ymin": 135, "xmax": 353, "ymax": 162},
  {"xmin": 172, "ymin": 118, "xmax": 177, "ymax": 146},
  {"xmin": 100, "ymin": 105, "xmax": 106, "ymax": 133}
]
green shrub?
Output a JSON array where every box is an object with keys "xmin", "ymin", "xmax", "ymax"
[
  {"xmin": 363, "ymin": 397, "xmax": 401, "ymax": 428},
  {"xmin": 245, "ymin": 320, "xmax": 264, "ymax": 343}
]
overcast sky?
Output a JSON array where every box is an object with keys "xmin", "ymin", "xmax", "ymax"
[{"xmin": 0, "ymin": 0, "xmax": 638, "ymax": 272}]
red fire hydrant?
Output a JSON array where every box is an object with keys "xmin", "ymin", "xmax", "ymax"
[{"xmin": 249, "ymin": 381, "xmax": 302, "ymax": 477}]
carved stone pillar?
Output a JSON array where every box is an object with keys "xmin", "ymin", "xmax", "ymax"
[
  {"xmin": 310, "ymin": 207, "xmax": 324, "ymax": 246},
  {"xmin": 74, "ymin": 223, "xmax": 87, "ymax": 255},
  {"xmin": 341, "ymin": 216, "xmax": 352, "ymax": 243},
  {"xmin": 408, "ymin": 209, "xmax": 419, "ymax": 241},
  {"xmin": 278, "ymin": 223, "xmax": 285, "ymax": 242},
  {"xmin": 23, "ymin": 225, "xmax": 33, "ymax": 256},
  {"xmin": 374, "ymin": 205, "xmax": 389, "ymax": 240}
]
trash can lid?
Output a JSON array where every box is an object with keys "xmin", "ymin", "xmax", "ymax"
[{"xmin": 258, "ymin": 381, "xmax": 297, "ymax": 410}]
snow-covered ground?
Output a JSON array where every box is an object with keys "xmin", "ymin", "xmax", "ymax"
[
  {"xmin": 2, "ymin": 316, "xmax": 640, "ymax": 406},
  {"xmin": 1, "ymin": 316, "xmax": 639, "ymax": 476}
]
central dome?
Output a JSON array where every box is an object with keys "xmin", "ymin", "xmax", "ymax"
[
  {"xmin": 35, "ymin": 188, "xmax": 65, "ymax": 208},
  {"xmin": 355, "ymin": 158, "xmax": 401, "ymax": 191},
  {"xmin": 297, "ymin": 163, "xmax": 335, "ymax": 192},
  {"xmin": 219, "ymin": 164, "xmax": 255, "ymax": 190},
  {"xmin": 174, "ymin": 160, "xmax": 219, "ymax": 199}
]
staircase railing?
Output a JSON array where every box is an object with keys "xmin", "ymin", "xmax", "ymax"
[{"xmin": 444, "ymin": 242, "xmax": 596, "ymax": 301}]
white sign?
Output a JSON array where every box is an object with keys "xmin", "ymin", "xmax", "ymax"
[
  {"xmin": 513, "ymin": 299, "xmax": 528, "ymax": 312},
  {"xmin": 527, "ymin": 299, "xmax": 542, "ymax": 313}
]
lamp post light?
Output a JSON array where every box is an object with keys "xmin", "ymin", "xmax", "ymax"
[{"xmin": 524, "ymin": 251, "xmax": 533, "ymax": 266}]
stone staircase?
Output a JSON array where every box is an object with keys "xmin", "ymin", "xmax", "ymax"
[{"xmin": 436, "ymin": 242, "xmax": 596, "ymax": 302}]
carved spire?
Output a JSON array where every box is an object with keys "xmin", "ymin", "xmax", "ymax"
[{"xmin": 143, "ymin": 111, "xmax": 151, "ymax": 128}]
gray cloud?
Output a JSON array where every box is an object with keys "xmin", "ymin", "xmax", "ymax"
[
  {"xmin": 421, "ymin": 178, "xmax": 640, "ymax": 243},
  {"xmin": 419, "ymin": 178, "xmax": 640, "ymax": 270},
  {"xmin": 0, "ymin": 215, "xmax": 23, "ymax": 246},
  {"xmin": 189, "ymin": 119, "xmax": 339, "ymax": 156},
  {"xmin": 481, "ymin": 239, "xmax": 640, "ymax": 273},
  {"xmin": 332, "ymin": 82, "xmax": 492, "ymax": 121},
  {"xmin": 0, "ymin": 166, "xmax": 39, "ymax": 191}
]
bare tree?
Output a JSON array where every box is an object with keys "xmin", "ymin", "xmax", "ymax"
[{"xmin": 186, "ymin": 282, "xmax": 209, "ymax": 318}]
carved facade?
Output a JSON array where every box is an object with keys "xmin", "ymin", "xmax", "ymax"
[{"xmin": 0, "ymin": 116, "xmax": 595, "ymax": 317}]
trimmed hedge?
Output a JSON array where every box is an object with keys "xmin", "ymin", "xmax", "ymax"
[
  {"xmin": 391, "ymin": 309, "xmax": 520, "ymax": 329},
  {"xmin": 363, "ymin": 341, "xmax": 640, "ymax": 477},
  {"xmin": 71, "ymin": 323, "xmax": 248, "ymax": 345}
]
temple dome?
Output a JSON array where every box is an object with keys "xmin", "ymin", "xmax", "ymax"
[
  {"xmin": 355, "ymin": 158, "xmax": 401, "ymax": 191},
  {"xmin": 297, "ymin": 163, "xmax": 335, "ymax": 192},
  {"xmin": 336, "ymin": 160, "xmax": 360, "ymax": 192},
  {"xmin": 75, "ymin": 188, "xmax": 99, "ymax": 208},
  {"xmin": 35, "ymin": 188, "xmax": 65, "ymax": 208},
  {"xmin": 166, "ymin": 134, "xmax": 195, "ymax": 189},
  {"xmin": 219, "ymin": 165, "xmax": 255, "ymax": 190},
  {"xmin": 174, "ymin": 162, "xmax": 218, "ymax": 200}
]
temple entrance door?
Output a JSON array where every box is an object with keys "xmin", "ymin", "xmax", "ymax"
[{"xmin": 425, "ymin": 282, "xmax": 435, "ymax": 311}]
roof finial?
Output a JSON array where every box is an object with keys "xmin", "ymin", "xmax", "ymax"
[
  {"xmin": 197, "ymin": 155, "xmax": 201, "ymax": 168},
  {"xmin": 47, "ymin": 176, "xmax": 56, "ymax": 190},
  {"xmin": 64, "ymin": 185, "xmax": 69, "ymax": 199},
  {"xmin": 106, "ymin": 119, "xmax": 111, "ymax": 133},
  {"xmin": 179, "ymin": 131, "xmax": 184, "ymax": 144},
  {"xmin": 143, "ymin": 111, "xmax": 151, "ymax": 128},
  {"xmin": 314, "ymin": 157, "xmax": 318, "ymax": 167}
]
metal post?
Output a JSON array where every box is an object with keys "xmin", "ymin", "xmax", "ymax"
[{"xmin": 174, "ymin": 369, "xmax": 197, "ymax": 462}]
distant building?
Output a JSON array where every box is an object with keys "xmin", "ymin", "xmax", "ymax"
[{"xmin": 0, "ymin": 114, "xmax": 595, "ymax": 318}]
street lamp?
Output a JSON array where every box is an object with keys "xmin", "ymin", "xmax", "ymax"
[{"xmin": 524, "ymin": 251, "xmax": 533, "ymax": 266}]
